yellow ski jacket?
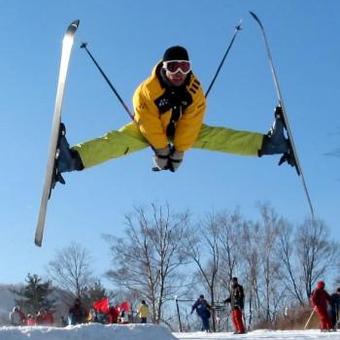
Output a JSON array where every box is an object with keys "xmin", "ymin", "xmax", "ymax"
[
  {"xmin": 133, "ymin": 63, "xmax": 206, "ymax": 152},
  {"xmin": 137, "ymin": 304, "xmax": 149, "ymax": 318}
]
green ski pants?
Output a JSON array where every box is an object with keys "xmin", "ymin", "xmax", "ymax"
[{"xmin": 73, "ymin": 122, "xmax": 264, "ymax": 169}]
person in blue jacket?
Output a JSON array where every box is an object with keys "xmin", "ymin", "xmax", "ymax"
[{"xmin": 191, "ymin": 294, "xmax": 211, "ymax": 332}]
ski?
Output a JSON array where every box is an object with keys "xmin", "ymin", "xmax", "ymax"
[
  {"xmin": 249, "ymin": 11, "xmax": 314, "ymax": 218},
  {"xmin": 35, "ymin": 20, "xmax": 80, "ymax": 247}
]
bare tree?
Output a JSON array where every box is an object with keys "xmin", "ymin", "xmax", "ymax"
[
  {"xmin": 277, "ymin": 220, "xmax": 305, "ymax": 306},
  {"xmin": 335, "ymin": 257, "xmax": 340, "ymax": 287},
  {"xmin": 256, "ymin": 203, "xmax": 285, "ymax": 324},
  {"xmin": 217, "ymin": 210, "xmax": 244, "ymax": 287},
  {"xmin": 182, "ymin": 212, "xmax": 222, "ymax": 331},
  {"xmin": 47, "ymin": 242, "xmax": 93, "ymax": 300},
  {"xmin": 240, "ymin": 219, "xmax": 261, "ymax": 328},
  {"xmin": 296, "ymin": 217, "xmax": 339, "ymax": 298},
  {"xmin": 105, "ymin": 203, "xmax": 191, "ymax": 325}
]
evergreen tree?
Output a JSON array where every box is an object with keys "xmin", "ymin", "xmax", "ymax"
[
  {"xmin": 82, "ymin": 280, "xmax": 111, "ymax": 308},
  {"xmin": 13, "ymin": 273, "xmax": 56, "ymax": 314}
]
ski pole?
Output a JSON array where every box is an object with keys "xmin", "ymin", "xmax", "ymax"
[
  {"xmin": 175, "ymin": 297, "xmax": 183, "ymax": 332},
  {"xmin": 304, "ymin": 308, "xmax": 315, "ymax": 329},
  {"xmin": 205, "ymin": 20, "xmax": 242, "ymax": 98},
  {"xmin": 80, "ymin": 42, "xmax": 134, "ymax": 121},
  {"xmin": 80, "ymin": 44, "xmax": 166, "ymax": 170},
  {"xmin": 242, "ymin": 310, "xmax": 247, "ymax": 331}
]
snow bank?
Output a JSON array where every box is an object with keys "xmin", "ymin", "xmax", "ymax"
[
  {"xmin": 0, "ymin": 323, "xmax": 177, "ymax": 340},
  {"xmin": 0, "ymin": 325, "xmax": 339, "ymax": 340}
]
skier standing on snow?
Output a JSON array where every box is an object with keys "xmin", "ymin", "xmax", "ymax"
[
  {"xmin": 68, "ymin": 298, "xmax": 89, "ymax": 325},
  {"xmin": 136, "ymin": 300, "xmax": 149, "ymax": 323},
  {"xmin": 330, "ymin": 287, "xmax": 340, "ymax": 330},
  {"xmin": 224, "ymin": 277, "xmax": 246, "ymax": 334},
  {"xmin": 310, "ymin": 281, "xmax": 332, "ymax": 332},
  {"xmin": 191, "ymin": 294, "xmax": 211, "ymax": 332},
  {"xmin": 36, "ymin": 308, "xmax": 54, "ymax": 326},
  {"xmin": 55, "ymin": 45, "xmax": 293, "ymax": 180}
]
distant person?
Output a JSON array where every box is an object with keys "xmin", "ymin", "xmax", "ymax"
[
  {"xmin": 60, "ymin": 316, "xmax": 68, "ymax": 327},
  {"xmin": 36, "ymin": 309, "xmax": 54, "ymax": 326},
  {"xmin": 9, "ymin": 306, "xmax": 25, "ymax": 326},
  {"xmin": 224, "ymin": 277, "xmax": 246, "ymax": 334},
  {"xmin": 330, "ymin": 287, "xmax": 340, "ymax": 330},
  {"xmin": 137, "ymin": 300, "xmax": 149, "ymax": 323},
  {"xmin": 26, "ymin": 314, "xmax": 37, "ymax": 326},
  {"xmin": 107, "ymin": 305, "xmax": 119, "ymax": 324},
  {"xmin": 88, "ymin": 308, "xmax": 99, "ymax": 323},
  {"xmin": 311, "ymin": 281, "xmax": 332, "ymax": 331},
  {"xmin": 68, "ymin": 298, "xmax": 88, "ymax": 325},
  {"xmin": 191, "ymin": 294, "xmax": 211, "ymax": 332},
  {"xmin": 118, "ymin": 309, "xmax": 129, "ymax": 324}
]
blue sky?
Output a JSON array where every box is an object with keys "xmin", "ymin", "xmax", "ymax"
[{"xmin": 0, "ymin": 0, "xmax": 339, "ymax": 285}]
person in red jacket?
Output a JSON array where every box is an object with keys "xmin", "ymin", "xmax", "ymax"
[
  {"xmin": 107, "ymin": 306, "xmax": 119, "ymax": 324},
  {"xmin": 224, "ymin": 277, "xmax": 246, "ymax": 334},
  {"xmin": 36, "ymin": 309, "xmax": 54, "ymax": 326},
  {"xmin": 26, "ymin": 314, "xmax": 37, "ymax": 326},
  {"xmin": 311, "ymin": 281, "xmax": 332, "ymax": 331}
]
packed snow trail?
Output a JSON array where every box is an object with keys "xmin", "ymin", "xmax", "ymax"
[{"xmin": 175, "ymin": 329, "xmax": 340, "ymax": 339}]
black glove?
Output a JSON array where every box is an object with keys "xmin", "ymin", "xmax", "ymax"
[
  {"xmin": 168, "ymin": 149, "xmax": 184, "ymax": 172},
  {"xmin": 153, "ymin": 146, "xmax": 171, "ymax": 171}
]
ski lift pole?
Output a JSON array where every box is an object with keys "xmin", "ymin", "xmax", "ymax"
[
  {"xmin": 175, "ymin": 297, "xmax": 183, "ymax": 332},
  {"xmin": 80, "ymin": 42, "xmax": 134, "ymax": 121},
  {"xmin": 205, "ymin": 20, "xmax": 242, "ymax": 98}
]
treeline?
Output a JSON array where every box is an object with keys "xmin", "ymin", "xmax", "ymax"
[{"xmin": 12, "ymin": 202, "xmax": 340, "ymax": 331}]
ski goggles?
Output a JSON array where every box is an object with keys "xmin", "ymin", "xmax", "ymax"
[{"xmin": 163, "ymin": 60, "xmax": 191, "ymax": 75}]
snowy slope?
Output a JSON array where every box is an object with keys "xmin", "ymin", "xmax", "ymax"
[
  {"xmin": 0, "ymin": 324, "xmax": 176, "ymax": 340},
  {"xmin": 0, "ymin": 324, "xmax": 339, "ymax": 340}
]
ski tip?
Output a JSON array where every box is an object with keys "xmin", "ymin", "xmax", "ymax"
[
  {"xmin": 249, "ymin": 11, "xmax": 257, "ymax": 19},
  {"xmin": 64, "ymin": 19, "xmax": 80, "ymax": 38},
  {"xmin": 34, "ymin": 238, "xmax": 42, "ymax": 247},
  {"xmin": 66, "ymin": 20, "xmax": 80, "ymax": 34},
  {"xmin": 71, "ymin": 19, "xmax": 80, "ymax": 28},
  {"xmin": 249, "ymin": 11, "xmax": 264, "ymax": 28}
]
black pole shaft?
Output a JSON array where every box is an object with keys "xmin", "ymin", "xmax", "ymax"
[
  {"xmin": 175, "ymin": 298, "xmax": 183, "ymax": 332},
  {"xmin": 205, "ymin": 21, "xmax": 242, "ymax": 98},
  {"xmin": 80, "ymin": 43, "xmax": 134, "ymax": 121}
]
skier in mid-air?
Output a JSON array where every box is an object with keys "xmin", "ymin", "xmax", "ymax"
[{"xmin": 55, "ymin": 45, "xmax": 292, "ymax": 180}]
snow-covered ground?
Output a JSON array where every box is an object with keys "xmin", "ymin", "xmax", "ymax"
[
  {"xmin": 0, "ymin": 324, "xmax": 174, "ymax": 340},
  {"xmin": 0, "ymin": 324, "xmax": 339, "ymax": 340},
  {"xmin": 175, "ymin": 329, "xmax": 340, "ymax": 339}
]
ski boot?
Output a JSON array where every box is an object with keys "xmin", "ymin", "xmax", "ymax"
[
  {"xmin": 259, "ymin": 106, "xmax": 296, "ymax": 167},
  {"xmin": 52, "ymin": 123, "xmax": 84, "ymax": 188}
]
